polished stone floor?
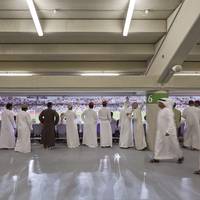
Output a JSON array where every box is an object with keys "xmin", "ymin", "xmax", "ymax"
[{"xmin": 0, "ymin": 144, "xmax": 200, "ymax": 200}]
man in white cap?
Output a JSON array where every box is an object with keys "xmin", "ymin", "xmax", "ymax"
[
  {"xmin": 15, "ymin": 104, "xmax": 32, "ymax": 153},
  {"xmin": 150, "ymin": 98, "xmax": 184, "ymax": 163},
  {"xmin": 64, "ymin": 104, "xmax": 80, "ymax": 148}
]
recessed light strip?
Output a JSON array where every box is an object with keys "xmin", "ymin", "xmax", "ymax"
[
  {"xmin": 174, "ymin": 71, "xmax": 200, "ymax": 76},
  {"xmin": 81, "ymin": 73, "xmax": 120, "ymax": 77},
  {"xmin": 26, "ymin": 0, "xmax": 43, "ymax": 36},
  {"xmin": 0, "ymin": 72, "xmax": 34, "ymax": 77},
  {"xmin": 123, "ymin": 0, "xmax": 136, "ymax": 37}
]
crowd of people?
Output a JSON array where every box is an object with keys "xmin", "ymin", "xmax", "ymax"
[{"xmin": 0, "ymin": 97, "xmax": 200, "ymax": 175}]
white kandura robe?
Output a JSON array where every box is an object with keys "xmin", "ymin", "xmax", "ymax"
[
  {"xmin": 182, "ymin": 106, "xmax": 200, "ymax": 150},
  {"xmin": 65, "ymin": 110, "xmax": 80, "ymax": 148},
  {"xmin": 0, "ymin": 109, "xmax": 16, "ymax": 149},
  {"xmin": 132, "ymin": 107, "xmax": 147, "ymax": 150},
  {"xmin": 119, "ymin": 107, "xmax": 134, "ymax": 148},
  {"xmin": 98, "ymin": 107, "xmax": 112, "ymax": 147},
  {"xmin": 81, "ymin": 109, "xmax": 98, "ymax": 148},
  {"xmin": 15, "ymin": 111, "xmax": 32, "ymax": 153},
  {"xmin": 154, "ymin": 107, "xmax": 183, "ymax": 160}
]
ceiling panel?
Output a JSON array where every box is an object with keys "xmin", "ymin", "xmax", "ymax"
[
  {"xmin": 0, "ymin": 0, "xmax": 183, "ymax": 20},
  {"xmin": 0, "ymin": 0, "xmax": 182, "ymax": 10}
]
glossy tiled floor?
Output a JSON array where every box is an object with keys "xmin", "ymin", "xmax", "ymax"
[{"xmin": 0, "ymin": 144, "xmax": 200, "ymax": 200}]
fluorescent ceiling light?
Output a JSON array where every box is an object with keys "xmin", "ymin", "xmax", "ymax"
[
  {"xmin": 0, "ymin": 72, "xmax": 34, "ymax": 77},
  {"xmin": 81, "ymin": 73, "xmax": 120, "ymax": 77},
  {"xmin": 123, "ymin": 0, "xmax": 136, "ymax": 37},
  {"xmin": 26, "ymin": 0, "xmax": 43, "ymax": 36},
  {"xmin": 174, "ymin": 71, "xmax": 200, "ymax": 76}
]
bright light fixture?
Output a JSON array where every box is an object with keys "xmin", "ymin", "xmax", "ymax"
[
  {"xmin": 145, "ymin": 9, "xmax": 149, "ymax": 14},
  {"xmin": 174, "ymin": 71, "xmax": 200, "ymax": 76},
  {"xmin": 123, "ymin": 0, "xmax": 136, "ymax": 37},
  {"xmin": 0, "ymin": 72, "xmax": 34, "ymax": 77},
  {"xmin": 26, "ymin": 0, "xmax": 43, "ymax": 36},
  {"xmin": 81, "ymin": 72, "xmax": 120, "ymax": 76}
]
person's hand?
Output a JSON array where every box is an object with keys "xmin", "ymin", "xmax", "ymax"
[{"xmin": 165, "ymin": 133, "xmax": 170, "ymax": 136}]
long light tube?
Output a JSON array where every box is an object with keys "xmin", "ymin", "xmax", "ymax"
[
  {"xmin": 0, "ymin": 72, "xmax": 34, "ymax": 77},
  {"xmin": 174, "ymin": 71, "xmax": 200, "ymax": 76},
  {"xmin": 26, "ymin": 0, "xmax": 43, "ymax": 36},
  {"xmin": 123, "ymin": 0, "xmax": 136, "ymax": 37},
  {"xmin": 81, "ymin": 73, "xmax": 120, "ymax": 77}
]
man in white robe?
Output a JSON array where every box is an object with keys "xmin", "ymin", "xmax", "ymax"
[
  {"xmin": 193, "ymin": 100, "xmax": 200, "ymax": 175},
  {"xmin": 132, "ymin": 102, "xmax": 147, "ymax": 150},
  {"xmin": 151, "ymin": 98, "xmax": 184, "ymax": 163},
  {"xmin": 15, "ymin": 105, "xmax": 32, "ymax": 153},
  {"xmin": 81, "ymin": 102, "xmax": 98, "ymax": 148},
  {"xmin": 0, "ymin": 103, "xmax": 16, "ymax": 149},
  {"xmin": 182, "ymin": 100, "xmax": 200, "ymax": 150},
  {"xmin": 119, "ymin": 104, "xmax": 134, "ymax": 148},
  {"xmin": 64, "ymin": 104, "xmax": 80, "ymax": 148},
  {"xmin": 98, "ymin": 101, "xmax": 112, "ymax": 147}
]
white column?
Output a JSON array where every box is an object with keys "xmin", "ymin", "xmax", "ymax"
[{"xmin": 146, "ymin": 91, "xmax": 168, "ymax": 151}]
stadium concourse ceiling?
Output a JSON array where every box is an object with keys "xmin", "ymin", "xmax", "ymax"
[{"xmin": 0, "ymin": 0, "xmax": 199, "ymax": 91}]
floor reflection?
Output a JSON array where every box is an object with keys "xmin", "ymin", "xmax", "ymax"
[{"xmin": 0, "ymin": 145, "xmax": 200, "ymax": 200}]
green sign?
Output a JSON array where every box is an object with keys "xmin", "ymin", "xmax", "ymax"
[{"xmin": 146, "ymin": 93, "xmax": 168, "ymax": 104}]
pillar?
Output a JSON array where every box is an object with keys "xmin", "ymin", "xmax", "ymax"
[{"xmin": 146, "ymin": 91, "xmax": 168, "ymax": 151}]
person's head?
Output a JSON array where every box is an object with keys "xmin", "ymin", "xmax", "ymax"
[
  {"xmin": 47, "ymin": 102, "xmax": 53, "ymax": 109},
  {"xmin": 89, "ymin": 102, "xmax": 94, "ymax": 109},
  {"xmin": 21, "ymin": 104, "xmax": 28, "ymax": 111},
  {"xmin": 158, "ymin": 98, "xmax": 168, "ymax": 109},
  {"xmin": 102, "ymin": 101, "xmax": 107, "ymax": 107},
  {"xmin": 132, "ymin": 102, "xmax": 138, "ymax": 109},
  {"xmin": 173, "ymin": 103, "xmax": 177, "ymax": 109},
  {"xmin": 6, "ymin": 103, "xmax": 13, "ymax": 110},
  {"xmin": 158, "ymin": 102, "xmax": 166, "ymax": 109},
  {"xmin": 68, "ymin": 104, "xmax": 73, "ymax": 110},
  {"xmin": 194, "ymin": 100, "xmax": 200, "ymax": 107},
  {"xmin": 111, "ymin": 112, "xmax": 113, "ymax": 118},
  {"xmin": 188, "ymin": 100, "xmax": 194, "ymax": 106},
  {"xmin": 60, "ymin": 113, "xmax": 65, "ymax": 119}
]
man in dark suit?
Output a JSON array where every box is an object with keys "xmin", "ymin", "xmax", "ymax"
[{"xmin": 39, "ymin": 102, "xmax": 59, "ymax": 149}]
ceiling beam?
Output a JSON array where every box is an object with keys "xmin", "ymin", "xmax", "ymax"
[
  {"xmin": 0, "ymin": 44, "xmax": 154, "ymax": 61},
  {"xmin": 146, "ymin": 0, "xmax": 200, "ymax": 82},
  {"xmin": 0, "ymin": 19, "xmax": 166, "ymax": 34},
  {"xmin": 187, "ymin": 44, "xmax": 200, "ymax": 61},
  {"xmin": 0, "ymin": 0, "xmax": 182, "ymax": 11},
  {"xmin": 183, "ymin": 61, "xmax": 200, "ymax": 71},
  {"xmin": 0, "ymin": 75, "xmax": 199, "ymax": 90},
  {"xmin": 0, "ymin": 61, "xmax": 146, "ymax": 73}
]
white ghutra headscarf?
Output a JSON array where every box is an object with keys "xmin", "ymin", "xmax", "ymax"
[{"xmin": 158, "ymin": 98, "xmax": 174, "ymax": 109}]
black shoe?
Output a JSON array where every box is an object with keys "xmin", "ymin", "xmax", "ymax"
[
  {"xmin": 193, "ymin": 170, "xmax": 200, "ymax": 175},
  {"xmin": 150, "ymin": 159, "xmax": 160, "ymax": 163},
  {"xmin": 177, "ymin": 157, "xmax": 184, "ymax": 164}
]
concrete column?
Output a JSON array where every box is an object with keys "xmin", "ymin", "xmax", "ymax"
[{"xmin": 146, "ymin": 91, "xmax": 168, "ymax": 151}]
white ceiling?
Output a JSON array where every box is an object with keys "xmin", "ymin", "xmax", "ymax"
[
  {"xmin": 0, "ymin": 0, "xmax": 182, "ymax": 70},
  {"xmin": 0, "ymin": 0, "xmax": 199, "ymax": 91}
]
